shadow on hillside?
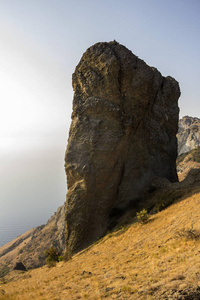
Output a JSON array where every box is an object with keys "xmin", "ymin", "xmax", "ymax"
[{"xmin": 107, "ymin": 168, "xmax": 200, "ymax": 236}]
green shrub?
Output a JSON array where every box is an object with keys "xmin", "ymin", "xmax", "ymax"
[
  {"xmin": 44, "ymin": 247, "xmax": 62, "ymax": 267},
  {"xmin": 58, "ymin": 255, "xmax": 63, "ymax": 262},
  {"xmin": 136, "ymin": 209, "xmax": 149, "ymax": 224}
]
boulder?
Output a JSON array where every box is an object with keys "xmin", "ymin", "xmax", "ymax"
[
  {"xmin": 13, "ymin": 262, "xmax": 27, "ymax": 271},
  {"xmin": 65, "ymin": 41, "xmax": 180, "ymax": 256}
]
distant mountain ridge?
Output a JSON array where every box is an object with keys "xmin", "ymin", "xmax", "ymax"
[{"xmin": 177, "ymin": 116, "xmax": 200, "ymax": 155}]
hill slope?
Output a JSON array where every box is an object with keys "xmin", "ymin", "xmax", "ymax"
[
  {"xmin": 177, "ymin": 146, "xmax": 200, "ymax": 181},
  {"xmin": 0, "ymin": 205, "xmax": 65, "ymax": 276},
  {"xmin": 1, "ymin": 188, "xmax": 200, "ymax": 299}
]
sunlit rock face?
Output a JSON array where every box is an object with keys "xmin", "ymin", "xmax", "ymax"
[
  {"xmin": 177, "ymin": 116, "xmax": 200, "ymax": 155},
  {"xmin": 65, "ymin": 41, "xmax": 180, "ymax": 256}
]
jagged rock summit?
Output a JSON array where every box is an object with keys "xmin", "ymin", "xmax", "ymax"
[
  {"xmin": 177, "ymin": 116, "xmax": 200, "ymax": 155},
  {"xmin": 65, "ymin": 41, "xmax": 180, "ymax": 257}
]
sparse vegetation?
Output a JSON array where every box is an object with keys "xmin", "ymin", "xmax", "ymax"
[
  {"xmin": 175, "ymin": 226, "xmax": 200, "ymax": 241},
  {"xmin": 44, "ymin": 247, "xmax": 62, "ymax": 267},
  {"xmin": 0, "ymin": 265, "xmax": 10, "ymax": 278},
  {"xmin": 177, "ymin": 146, "xmax": 200, "ymax": 164},
  {"xmin": 154, "ymin": 202, "xmax": 165, "ymax": 213},
  {"xmin": 187, "ymin": 146, "xmax": 200, "ymax": 163},
  {"xmin": 120, "ymin": 285, "xmax": 132, "ymax": 293},
  {"xmin": 176, "ymin": 151, "xmax": 190, "ymax": 164},
  {"xmin": 18, "ymin": 248, "xmax": 23, "ymax": 255},
  {"xmin": 147, "ymin": 189, "xmax": 186, "ymax": 212},
  {"xmin": 136, "ymin": 209, "xmax": 149, "ymax": 224},
  {"xmin": 2, "ymin": 192, "xmax": 200, "ymax": 299}
]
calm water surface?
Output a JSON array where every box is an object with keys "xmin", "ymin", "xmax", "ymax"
[
  {"xmin": 0, "ymin": 144, "xmax": 66, "ymax": 247},
  {"xmin": 0, "ymin": 198, "xmax": 65, "ymax": 247}
]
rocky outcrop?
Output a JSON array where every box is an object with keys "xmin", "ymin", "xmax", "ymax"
[
  {"xmin": 13, "ymin": 262, "xmax": 27, "ymax": 271},
  {"xmin": 65, "ymin": 41, "xmax": 180, "ymax": 257},
  {"xmin": 177, "ymin": 116, "xmax": 200, "ymax": 155},
  {"xmin": 0, "ymin": 204, "xmax": 65, "ymax": 276}
]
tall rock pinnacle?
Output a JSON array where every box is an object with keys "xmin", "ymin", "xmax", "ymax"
[{"xmin": 65, "ymin": 41, "xmax": 180, "ymax": 257}]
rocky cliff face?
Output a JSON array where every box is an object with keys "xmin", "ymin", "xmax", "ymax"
[
  {"xmin": 177, "ymin": 116, "xmax": 200, "ymax": 155},
  {"xmin": 65, "ymin": 41, "xmax": 180, "ymax": 257}
]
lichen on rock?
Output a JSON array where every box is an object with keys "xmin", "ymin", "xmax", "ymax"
[{"xmin": 65, "ymin": 41, "xmax": 180, "ymax": 257}]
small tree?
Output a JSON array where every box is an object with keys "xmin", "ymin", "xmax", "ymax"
[{"xmin": 44, "ymin": 247, "xmax": 60, "ymax": 267}]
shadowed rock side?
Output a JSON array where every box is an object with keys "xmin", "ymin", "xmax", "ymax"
[{"xmin": 65, "ymin": 41, "xmax": 180, "ymax": 257}]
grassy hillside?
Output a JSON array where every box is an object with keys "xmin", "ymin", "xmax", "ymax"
[
  {"xmin": 177, "ymin": 146, "xmax": 200, "ymax": 165},
  {"xmin": 1, "ymin": 190, "xmax": 200, "ymax": 299},
  {"xmin": 177, "ymin": 146, "xmax": 200, "ymax": 181},
  {"xmin": 1, "ymin": 149, "xmax": 200, "ymax": 299},
  {"xmin": 0, "ymin": 205, "xmax": 65, "ymax": 277}
]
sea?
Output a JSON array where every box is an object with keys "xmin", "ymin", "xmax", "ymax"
[
  {"xmin": 0, "ymin": 141, "xmax": 67, "ymax": 248},
  {"xmin": 0, "ymin": 197, "xmax": 65, "ymax": 247}
]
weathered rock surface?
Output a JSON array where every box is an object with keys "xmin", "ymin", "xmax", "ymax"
[
  {"xmin": 65, "ymin": 41, "xmax": 180, "ymax": 256},
  {"xmin": 177, "ymin": 116, "xmax": 200, "ymax": 155}
]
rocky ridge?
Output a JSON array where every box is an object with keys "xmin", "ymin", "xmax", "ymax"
[{"xmin": 177, "ymin": 116, "xmax": 200, "ymax": 155}]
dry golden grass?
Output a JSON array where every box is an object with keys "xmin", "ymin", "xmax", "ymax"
[
  {"xmin": 1, "ymin": 192, "xmax": 200, "ymax": 299},
  {"xmin": 177, "ymin": 149, "xmax": 200, "ymax": 182}
]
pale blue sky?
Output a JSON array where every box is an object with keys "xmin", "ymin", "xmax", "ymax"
[
  {"xmin": 0, "ymin": 0, "xmax": 199, "ymax": 245},
  {"xmin": 1, "ymin": 0, "xmax": 200, "ymax": 140}
]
